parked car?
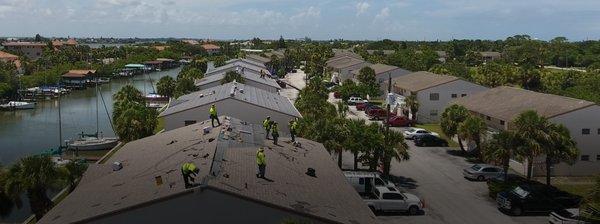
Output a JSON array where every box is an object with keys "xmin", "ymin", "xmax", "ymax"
[
  {"xmin": 356, "ymin": 101, "xmax": 372, "ymax": 111},
  {"xmin": 367, "ymin": 108, "xmax": 394, "ymax": 120},
  {"xmin": 384, "ymin": 115, "xmax": 414, "ymax": 127},
  {"xmin": 333, "ymin": 92, "xmax": 341, "ymax": 99},
  {"xmin": 365, "ymin": 105, "xmax": 382, "ymax": 115},
  {"xmin": 414, "ymin": 134, "xmax": 448, "ymax": 147},
  {"xmin": 549, "ymin": 208, "xmax": 592, "ymax": 224},
  {"xmin": 496, "ymin": 184, "xmax": 582, "ymax": 216},
  {"xmin": 347, "ymin": 96, "xmax": 363, "ymax": 105},
  {"xmin": 363, "ymin": 186, "xmax": 424, "ymax": 215},
  {"xmin": 344, "ymin": 171, "xmax": 395, "ymax": 194},
  {"xmin": 404, "ymin": 128, "xmax": 439, "ymax": 140},
  {"xmin": 463, "ymin": 164, "xmax": 504, "ymax": 181}
]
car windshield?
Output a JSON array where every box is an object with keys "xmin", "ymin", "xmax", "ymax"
[
  {"xmin": 512, "ymin": 186, "xmax": 530, "ymax": 198},
  {"xmin": 471, "ymin": 164, "xmax": 482, "ymax": 170}
]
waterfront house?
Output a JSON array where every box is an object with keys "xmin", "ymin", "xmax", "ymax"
[
  {"xmin": 195, "ymin": 69, "xmax": 281, "ymax": 93},
  {"xmin": 159, "ymin": 83, "xmax": 300, "ymax": 131},
  {"xmin": 2, "ymin": 41, "xmax": 46, "ymax": 60},
  {"xmin": 51, "ymin": 38, "xmax": 78, "ymax": 49},
  {"xmin": 201, "ymin": 43, "xmax": 221, "ymax": 55},
  {"xmin": 156, "ymin": 58, "xmax": 178, "ymax": 69},
  {"xmin": 391, "ymin": 71, "xmax": 488, "ymax": 123},
  {"xmin": 39, "ymin": 117, "xmax": 376, "ymax": 224},
  {"xmin": 143, "ymin": 60, "xmax": 163, "ymax": 71},
  {"xmin": 453, "ymin": 86, "xmax": 600, "ymax": 177},
  {"xmin": 62, "ymin": 70, "xmax": 96, "ymax": 89}
]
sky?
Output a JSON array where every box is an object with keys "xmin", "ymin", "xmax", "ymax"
[{"xmin": 1, "ymin": 0, "xmax": 599, "ymax": 41}]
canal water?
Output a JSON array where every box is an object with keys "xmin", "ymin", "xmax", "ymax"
[{"xmin": 0, "ymin": 67, "xmax": 181, "ymax": 222}]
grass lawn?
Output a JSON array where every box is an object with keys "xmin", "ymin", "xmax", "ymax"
[
  {"xmin": 154, "ymin": 117, "xmax": 165, "ymax": 134},
  {"xmin": 415, "ymin": 123, "xmax": 460, "ymax": 147},
  {"xmin": 536, "ymin": 176, "xmax": 596, "ymax": 197}
]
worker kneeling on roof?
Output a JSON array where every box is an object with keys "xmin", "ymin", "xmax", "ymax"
[{"xmin": 181, "ymin": 162, "xmax": 200, "ymax": 188}]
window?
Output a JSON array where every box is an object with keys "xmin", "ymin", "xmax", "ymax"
[
  {"xmin": 451, "ymin": 94, "xmax": 457, "ymax": 98},
  {"xmin": 461, "ymin": 94, "xmax": 467, "ymax": 97},
  {"xmin": 482, "ymin": 168, "xmax": 495, "ymax": 172},
  {"xmin": 430, "ymin": 93, "xmax": 439, "ymax": 101},
  {"xmin": 581, "ymin": 155, "xmax": 590, "ymax": 161},
  {"xmin": 430, "ymin": 110, "xmax": 438, "ymax": 116},
  {"xmin": 184, "ymin": 120, "xmax": 197, "ymax": 126},
  {"xmin": 500, "ymin": 120, "xmax": 505, "ymax": 125},
  {"xmin": 382, "ymin": 193, "xmax": 404, "ymax": 200},
  {"xmin": 582, "ymin": 129, "xmax": 591, "ymax": 135}
]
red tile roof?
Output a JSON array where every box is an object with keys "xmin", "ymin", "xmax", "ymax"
[{"xmin": 201, "ymin": 44, "xmax": 220, "ymax": 50}]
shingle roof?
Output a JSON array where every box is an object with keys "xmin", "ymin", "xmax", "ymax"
[
  {"xmin": 225, "ymin": 58, "xmax": 267, "ymax": 69},
  {"xmin": 207, "ymin": 60, "xmax": 268, "ymax": 76},
  {"xmin": 39, "ymin": 117, "xmax": 376, "ymax": 224},
  {"xmin": 331, "ymin": 49, "xmax": 363, "ymax": 60},
  {"xmin": 62, "ymin": 70, "xmax": 96, "ymax": 78},
  {"xmin": 194, "ymin": 71, "xmax": 281, "ymax": 90},
  {"xmin": 159, "ymin": 82, "xmax": 300, "ymax": 118},
  {"xmin": 453, "ymin": 86, "xmax": 596, "ymax": 121},
  {"xmin": 391, "ymin": 71, "xmax": 459, "ymax": 92},
  {"xmin": 351, "ymin": 63, "xmax": 401, "ymax": 76},
  {"xmin": 326, "ymin": 56, "xmax": 366, "ymax": 69}
]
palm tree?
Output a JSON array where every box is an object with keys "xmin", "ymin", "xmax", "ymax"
[
  {"xmin": 336, "ymin": 101, "xmax": 348, "ymax": 118},
  {"xmin": 382, "ymin": 130, "xmax": 410, "ymax": 177},
  {"xmin": 114, "ymin": 101, "xmax": 158, "ymax": 142},
  {"xmin": 4, "ymin": 155, "xmax": 60, "ymax": 220},
  {"xmin": 513, "ymin": 110, "xmax": 548, "ymax": 180},
  {"xmin": 61, "ymin": 161, "xmax": 88, "ymax": 192},
  {"xmin": 404, "ymin": 94, "xmax": 419, "ymax": 122},
  {"xmin": 156, "ymin": 76, "xmax": 176, "ymax": 98},
  {"xmin": 441, "ymin": 104, "xmax": 470, "ymax": 151},
  {"xmin": 221, "ymin": 71, "xmax": 245, "ymax": 84},
  {"xmin": 458, "ymin": 116, "xmax": 487, "ymax": 159},
  {"xmin": 543, "ymin": 124, "xmax": 578, "ymax": 186},
  {"xmin": 484, "ymin": 130, "xmax": 524, "ymax": 182},
  {"xmin": 113, "ymin": 84, "xmax": 143, "ymax": 104}
]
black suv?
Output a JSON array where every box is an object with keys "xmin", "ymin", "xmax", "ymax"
[
  {"xmin": 496, "ymin": 184, "xmax": 582, "ymax": 216},
  {"xmin": 414, "ymin": 134, "xmax": 448, "ymax": 147}
]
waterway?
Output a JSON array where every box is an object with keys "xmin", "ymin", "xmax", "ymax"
[{"xmin": 0, "ymin": 67, "xmax": 181, "ymax": 222}]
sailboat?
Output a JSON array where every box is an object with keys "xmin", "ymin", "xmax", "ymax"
[{"xmin": 67, "ymin": 76, "xmax": 119, "ymax": 151}]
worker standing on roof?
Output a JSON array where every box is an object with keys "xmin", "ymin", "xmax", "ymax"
[
  {"xmin": 256, "ymin": 148, "xmax": 266, "ymax": 178},
  {"xmin": 289, "ymin": 118, "xmax": 298, "ymax": 143},
  {"xmin": 181, "ymin": 162, "xmax": 200, "ymax": 188},
  {"xmin": 263, "ymin": 116, "xmax": 272, "ymax": 139},
  {"xmin": 209, "ymin": 104, "xmax": 220, "ymax": 127},
  {"xmin": 271, "ymin": 122, "xmax": 279, "ymax": 145}
]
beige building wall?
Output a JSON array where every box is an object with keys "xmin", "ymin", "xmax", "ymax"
[{"xmin": 415, "ymin": 80, "xmax": 489, "ymax": 123}]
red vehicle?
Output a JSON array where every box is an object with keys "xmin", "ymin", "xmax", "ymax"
[
  {"xmin": 356, "ymin": 101, "xmax": 371, "ymax": 111},
  {"xmin": 384, "ymin": 115, "xmax": 414, "ymax": 127},
  {"xmin": 367, "ymin": 108, "xmax": 395, "ymax": 120}
]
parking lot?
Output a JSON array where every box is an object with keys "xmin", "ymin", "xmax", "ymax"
[{"xmin": 334, "ymin": 97, "xmax": 547, "ymax": 224}]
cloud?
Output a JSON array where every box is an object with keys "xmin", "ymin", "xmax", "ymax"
[
  {"xmin": 290, "ymin": 6, "xmax": 320, "ymax": 22},
  {"xmin": 375, "ymin": 7, "xmax": 390, "ymax": 20},
  {"xmin": 355, "ymin": 1, "xmax": 369, "ymax": 16}
]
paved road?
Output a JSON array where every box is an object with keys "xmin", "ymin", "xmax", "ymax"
[
  {"xmin": 331, "ymin": 97, "xmax": 546, "ymax": 224},
  {"xmin": 280, "ymin": 69, "xmax": 306, "ymax": 102}
]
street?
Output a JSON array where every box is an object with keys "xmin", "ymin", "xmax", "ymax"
[{"xmin": 327, "ymin": 93, "xmax": 546, "ymax": 224}]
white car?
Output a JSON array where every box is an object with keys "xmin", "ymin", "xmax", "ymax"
[
  {"xmin": 344, "ymin": 171, "xmax": 395, "ymax": 194},
  {"xmin": 403, "ymin": 128, "xmax": 439, "ymax": 140},
  {"xmin": 549, "ymin": 208, "xmax": 590, "ymax": 224},
  {"xmin": 347, "ymin": 97, "xmax": 364, "ymax": 105},
  {"xmin": 363, "ymin": 186, "xmax": 423, "ymax": 215}
]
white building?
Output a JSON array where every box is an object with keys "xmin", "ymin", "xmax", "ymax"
[
  {"xmin": 391, "ymin": 71, "xmax": 489, "ymax": 123},
  {"xmin": 159, "ymin": 83, "xmax": 301, "ymax": 131},
  {"xmin": 350, "ymin": 63, "xmax": 411, "ymax": 88},
  {"xmin": 39, "ymin": 117, "xmax": 376, "ymax": 224},
  {"xmin": 454, "ymin": 86, "xmax": 600, "ymax": 176},
  {"xmin": 194, "ymin": 70, "xmax": 281, "ymax": 93}
]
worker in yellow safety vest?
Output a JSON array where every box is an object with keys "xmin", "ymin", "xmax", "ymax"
[
  {"xmin": 289, "ymin": 118, "xmax": 298, "ymax": 143},
  {"xmin": 263, "ymin": 116, "xmax": 272, "ymax": 139},
  {"xmin": 209, "ymin": 104, "xmax": 220, "ymax": 127},
  {"xmin": 256, "ymin": 148, "xmax": 266, "ymax": 178},
  {"xmin": 271, "ymin": 122, "xmax": 279, "ymax": 145},
  {"xmin": 181, "ymin": 162, "xmax": 200, "ymax": 188}
]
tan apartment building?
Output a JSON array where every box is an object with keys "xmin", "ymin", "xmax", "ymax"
[
  {"xmin": 454, "ymin": 86, "xmax": 600, "ymax": 176},
  {"xmin": 2, "ymin": 41, "xmax": 46, "ymax": 60}
]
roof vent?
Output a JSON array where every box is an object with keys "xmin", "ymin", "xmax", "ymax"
[
  {"xmin": 305, "ymin": 168, "xmax": 316, "ymax": 177},
  {"xmin": 239, "ymin": 89, "xmax": 244, "ymax": 94},
  {"xmin": 199, "ymin": 94, "xmax": 204, "ymax": 98},
  {"xmin": 112, "ymin": 162, "xmax": 123, "ymax": 171}
]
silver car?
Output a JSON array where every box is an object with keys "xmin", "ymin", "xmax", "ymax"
[{"xmin": 462, "ymin": 164, "xmax": 504, "ymax": 181}]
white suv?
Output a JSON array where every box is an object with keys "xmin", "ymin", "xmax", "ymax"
[{"xmin": 347, "ymin": 96, "xmax": 364, "ymax": 105}]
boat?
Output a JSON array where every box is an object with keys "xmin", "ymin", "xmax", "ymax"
[
  {"xmin": 0, "ymin": 101, "xmax": 36, "ymax": 110},
  {"xmin": 67, "ymin": 135, "xmax": 119, "ymax": 151},
  {"xmin": 145, "ymin": 92, "xmax": 169, "ymax": 101},
  {"xmin": 98, "ymin": 77, "xmax": 110, "ymax": 83}
]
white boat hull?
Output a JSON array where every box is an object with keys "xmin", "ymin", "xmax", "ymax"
[
  {"xmin": 0, "ymin": 101, "xmax": 35, "ymax": 110},
  {"xmin": 68, "ymin": 137, "xmax": 119, "ymax": 151}
]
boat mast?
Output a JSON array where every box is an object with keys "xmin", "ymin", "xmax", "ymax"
[
  {"xmin": 58, "ymin": 79, "xmax": 62, "ymax": 149},
  {"xmin": 95, "ymin": 75, "xmax": 99, "ymax": 137}
]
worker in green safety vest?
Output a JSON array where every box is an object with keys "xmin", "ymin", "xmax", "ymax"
[
  {"xmin": 256, "ymin": 148, "xmax": 266, "ymax": 178},
  {"xmin": 263, "ymin": 116, "xmax": 272, "ymax": 139},
  {"xmin": 209, "ymin": 104, "xmax": 220, "ymax": 127},
  {"xmin": 271, "ymin": 122, "xmax": 279, "ymax": 145},
  {"xmin": 181, "ymin": 162, "xmax": 200, "ymax": 188},
  {"xmin": 289, "ymin": 118, "xmax": 298, "ymax": 143}
]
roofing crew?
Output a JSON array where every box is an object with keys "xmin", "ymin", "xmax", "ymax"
[
  {"xmin": 209, "ymin": 104, "xmax": 220, "ymax": 127},
  {"xmin": 256, "ymin": 148, "xmax": 266, "ymax": 178},
  {"xmin": 271, "ymin": 122, "xmax": 279, "ymax": 145},
  {"xmin": 263, "ymin": 116, "xmax": 272, "ymax": 139},
  {"xmin": 181, "ymin": 162, "xmax": 200, "ymax": 188},
  {"xmin": 289, "ymin": 118, "xmax": 298, "ymax": 143}
]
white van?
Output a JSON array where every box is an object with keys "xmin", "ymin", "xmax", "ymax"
[{"xmin": 344, "ymin": 171, "xmax": 395, "ymax": 194}]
